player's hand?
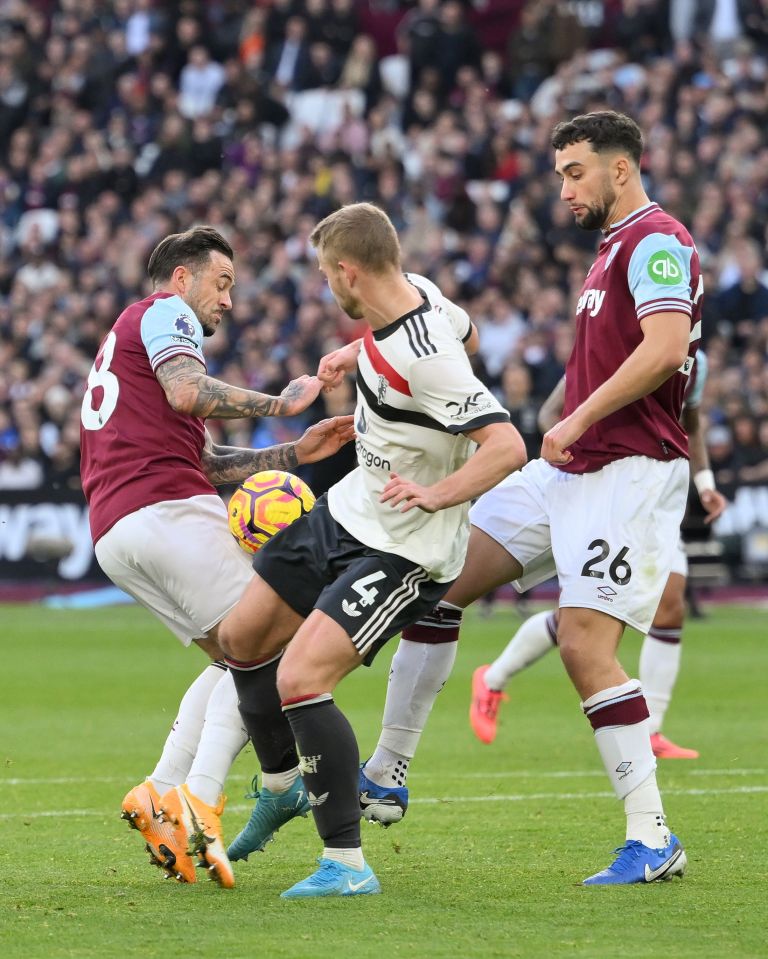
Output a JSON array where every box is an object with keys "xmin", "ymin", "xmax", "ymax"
[
  {"xmin": 700, "ymin": 488, "xmax": 727, "ymax": 524},
  {"xmin": 277, "ymin": 375, "xmax": 323, "ymax": 415},
  {"xmin": 317, "ymin": 340, "xmax": 361, "ymax": 393},
  {"xmin": 380, "ymin": 472, "xmax": 444, "ymax": 513},
  {"xmin": 541, "ymin": 413, "xmax": 585, "ymax": 465},
  {"xmin": 295, "ymin": 415, "xmax": 355, "ymax": 464}
]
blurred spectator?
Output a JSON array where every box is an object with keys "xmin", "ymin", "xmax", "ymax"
[{"xmin": 0, "ymin": 0, "xmax": 763, "ymax": 585}]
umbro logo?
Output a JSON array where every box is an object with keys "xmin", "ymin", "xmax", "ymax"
[{"xmin": 616, "ymin": 761, "xmax": 632, "ymax": 779}]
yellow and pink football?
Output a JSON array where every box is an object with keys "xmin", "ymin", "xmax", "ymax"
[{"xmin": 228, "ymin": 470, "xmax": 315, "ymax": 554}]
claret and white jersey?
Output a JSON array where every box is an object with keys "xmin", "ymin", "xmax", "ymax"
[
  {"xmin": 80, "ymin": 292, "xmax": 215, "ymax": 544},
  {"xmin": 561, "ymin": 202, "xmax": 702, "ymax": 473},
  {"xmin": 327, "ymin": 273, "xmax": 510, "ymax": 582}
]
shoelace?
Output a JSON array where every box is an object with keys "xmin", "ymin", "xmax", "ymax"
[
  {"xmin": 311, "ymin": 860, "xmax": 344, "ymax": 886},
  {"xmin": 609, "ymin": 841, "xmax": 645, "ymax": 874}
]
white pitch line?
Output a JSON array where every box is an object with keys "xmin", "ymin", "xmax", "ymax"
[
  {"xmin": 443, "ymin": 767, "xmax": 766, "ymax": 781},
  {"xmin": 1, "ymin": 785, "xmax": 765, "ymax": 820},
  {"xmin": 1, "ymin": 768, "xmax": 764, "ymax": 787}
]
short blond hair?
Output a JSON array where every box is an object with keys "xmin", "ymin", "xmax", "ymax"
[{"xmin": 310, "ymin": 203, "xmax": 401, "ymax": 273}]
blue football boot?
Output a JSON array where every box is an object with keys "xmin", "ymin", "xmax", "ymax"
[
  {"xmin": 583, "ymin": 834, "xmax": 687, "ymax": 885},
  {"xmin": 281, "ymin": 858, "xmax": 381, "ymax": 898},
  {"xmin": 359, "ymin": 764, "xmax": 408, "ymax": 827}
]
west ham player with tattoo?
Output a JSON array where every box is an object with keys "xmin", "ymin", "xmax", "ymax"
[
  {"xmin": 371, "ymin": 112, "xmax": 702, "ymax": 885},
  {"xmin": 79, "ymin": 226, "xmax": 354, "ymax": 887},
  {"xmin": 470, "ymin": 352, "xmax": 727, "ymax": 755},
  {"xmin": 215, "ymin": 203, "xmax": 526, "ymax": 898}
]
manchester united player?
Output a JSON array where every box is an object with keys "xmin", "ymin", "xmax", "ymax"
[
  {"xmin": 215, "ymin": 203, "xmax": 526, "ymax": 898},
  {"xmin": 79, "ymin": 226, "xmax": 353, "ymax": 886},
  {"xmin": 383, "ymin": 112, "xmax": 700, "ymax": 885}
]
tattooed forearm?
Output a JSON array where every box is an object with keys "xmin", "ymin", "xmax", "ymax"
[
  {"xmin": 201, "ymin": 442, "xmax": 299, "ymax": 486},
  {"xmin": 157, "ymin": 355, "xmax": 281, "ymax": 419}
]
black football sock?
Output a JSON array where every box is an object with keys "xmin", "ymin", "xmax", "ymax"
[
  {"xmin": 228, "ymin": 657, "xmax": 298, "ymax": 773},
  {"xmin": 283, "ymin": 696, "xmax": 361, "ymax": 848}
]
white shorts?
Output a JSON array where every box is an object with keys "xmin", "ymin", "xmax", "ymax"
[
  {"xmin": 95, "ymin": 495, "xmax": 253, "ymax": 646},
  {"xmin": 469, "ymin": 456, "xmax": 689, "ymax": 634},
  {"xmin": 669, "ymin": 538, "xmax": 688, "ymax": 578}
]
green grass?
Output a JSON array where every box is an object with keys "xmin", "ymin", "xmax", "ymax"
[{"xmin": 1, "ymin": 603, "xmax": 766, "ymax": 958}]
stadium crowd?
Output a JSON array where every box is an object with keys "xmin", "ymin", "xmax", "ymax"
[{"xmin": 0, "ymin": 0, "xmax": 767, "ymax": 557}]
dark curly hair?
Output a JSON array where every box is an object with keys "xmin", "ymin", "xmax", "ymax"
[{"xmin": 551, "ymin": 111, "xmax": 643, "ymax": 166}]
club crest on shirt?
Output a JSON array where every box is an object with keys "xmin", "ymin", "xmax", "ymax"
[
  {"xmin": 174, "ymin": 314, "xmax": 195, "ymax": 337},
  {"xmin": 377, "ymin": 374, "xmax": 388, "ymax": 405}
]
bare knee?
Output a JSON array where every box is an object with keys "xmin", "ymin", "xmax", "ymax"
[{"xmin": 276, "ymin": 654, "xmax": 315, "ymax": 701}]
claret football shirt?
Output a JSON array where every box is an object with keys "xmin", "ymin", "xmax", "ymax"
[{"xmin": 560, "ymin": 202, "xmax": 702, "ymax": 473}]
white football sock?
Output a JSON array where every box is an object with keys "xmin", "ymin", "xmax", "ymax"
[
  {"xmin": 186, "ymin": 670, "xmax": 249, "ymax": 806},
  {"xmin": 149, "ymin": 663, "xmax": 225, "ymax": 794},
  {"xmin": 624, "ymin": 771, "xmax": 670, "ymax": 848},
  {"xmin": 639, "ymin": 631, "xmax": 682, "ymax": 735},
  {"xmin": 323, "ymin": 846, "xmax": 365, "ymax": 870},
  {"xmin": 484, "ymin": 610, "xmax": 557, "ymax": 690},
  {"xmin": 261, "ymin": 766, "xmax": 300, "ymax": 795},
  {"xmin": 584, "ymin": 681, "xmax": 656, "ymax": 801},
  {"xmin": 364, "ymin": 638, "xmax": 458, "ymax": 788}
]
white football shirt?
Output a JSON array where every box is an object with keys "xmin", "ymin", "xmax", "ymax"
[{"xmin": 327, "ymin": 274, "xmax": 509, "ymax": 581}]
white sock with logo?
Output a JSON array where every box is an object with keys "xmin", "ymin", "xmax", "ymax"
[
  {"xmin": 364, "ymin": 638, "xmax": 458, "ymax": 788},
  {"xmin": 484, "ymin": 610, "xmax": 557, "ymax": 690},
  {"xmin": 323, "ymin": 846, "xmax": 365, "ymax": 870},
  {"xmin": 149, "ymin": 663, "xmax": 225, "ymax": 794},
  {"xmin": 186, "ymin": 671, "xmax": 249, "ymax": 806}
]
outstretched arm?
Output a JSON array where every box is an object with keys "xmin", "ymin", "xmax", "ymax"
[
  {"xmin": 317, "ymin": 338, "xmax": 363, "ymax": 392},
  {"xmin": 157, "ymin": 355, "xmax": 322, "ymax": 419},
  {"xmin": 200, "ymin": 416, "xmax": 355, "ymax": 486}
]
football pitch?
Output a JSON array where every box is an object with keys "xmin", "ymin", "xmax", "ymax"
[{"xmin": 2, "ymin": 602, "xmax": 766, "ymax": 959}]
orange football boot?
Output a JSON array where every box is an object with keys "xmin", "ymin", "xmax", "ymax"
[
  {"xmin": 121, "ymin": 781, "xmax": 197, "ymax": 882},
  {"xmin": 651, "ymin": 733, "xmax": 700, "ymax": 759},
  {"xmin": 159, "ymin": 785, "xmax": 234, "ymax": 889},
  {"xmin": 470, "ymin": 665, "xmax": 509, "ymax": 744}
]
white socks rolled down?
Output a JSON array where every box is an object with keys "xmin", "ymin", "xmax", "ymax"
[
  {"xmin": 149, "ymin": 662, "xmax": 227, "ymax": 795},
  {"xmin": 364, "ymin": 637, "xmax": 458, "ymax": 788},
  {"xmin": 484, "ymin": 610, "xmax": 557, "ymax": 691}
]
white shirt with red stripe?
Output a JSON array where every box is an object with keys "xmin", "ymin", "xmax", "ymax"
[{"xmin": 327, "ymin": 274, "xmax": 509, "ymax": 582}]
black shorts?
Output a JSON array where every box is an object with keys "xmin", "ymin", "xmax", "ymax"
[{"xmin": 251, "ymin": 495, "xmax": 453, "ymax": 664}]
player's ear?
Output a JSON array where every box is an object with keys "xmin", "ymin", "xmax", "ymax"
[
  {"xmin": 615, "ymin": 156, "xmax": 631, "ymax": 186},
  {"xmin": 171, "ymin": 264, "xmax": 188, "ymax": 293}
]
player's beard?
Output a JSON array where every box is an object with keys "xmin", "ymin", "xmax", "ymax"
[{"xmin": 575, "ymin": 184, "xmax": 617, "ymax": 232}]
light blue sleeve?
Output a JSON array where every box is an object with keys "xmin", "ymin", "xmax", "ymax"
[
  {"xmin": 140, "ymin": 295, "xmax": 206, "ymax": 372},
  {"xmin": 627, "ymin": 233, "xmax": 694, "ymax": 320},
  {"xmin": 684, "ymin": 349, "xmax": 708, "ymax": 409}
]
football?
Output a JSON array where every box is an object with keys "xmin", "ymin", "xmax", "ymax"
[{"xmin": 228, "ymin": 470, "xmax": 315, "ymax": 554}]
